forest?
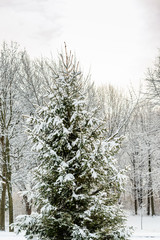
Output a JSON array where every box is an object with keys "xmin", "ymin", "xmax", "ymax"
[{"xmin": 0, "ymin": 42, "xmax": 160, "ymax": 239}]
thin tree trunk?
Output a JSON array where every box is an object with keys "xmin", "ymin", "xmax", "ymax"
[
  {"xmin": 134, "ymin": 193, "xmax": 138, "ymax": 215},
  {"xmin": 133, "ymin": 154, "xmax": 138, "ymax": 215},
  {"xmin": 7, "ymin": 182, "xmax": 14, "ymax": 232},
  {"xmin": 148, "ymin": 150, "xmax": 155, "ymax": 216},
  {"xmin": 147, "ymin": 189, "xmax": 150, "ymax": 216},
  {"xmin": 133, "ymin": 178, "xmax": 138, "ymax": 215},
  {"xmin": 151, "ymin": 189, "xmax": 155, "ymax": 216},
  {"xmin": 139, "ymin": 175, "xmax": 143, "ymax": 207},
  {"xmin": 0, "ymin": 136, "xmax": 6, "ymax": 231},
  {"xmin": 137, "ymin": 174, "xmax": 143, "ymax": 208},
  {"xmin": 23, "ymin": 195, "xmax": 32, "ymax": 215},
  {"xmin": 6, "ymin": 136, "xmax": 14, "ymax": 232},
  {"xmin": 0, "ymin": 180, "xmax": 6, "ymax": 231}
]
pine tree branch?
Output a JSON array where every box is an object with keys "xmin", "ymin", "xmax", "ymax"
[{"xmin": 90, "ymin": 187, "xmax": 103, "ymax": 196}]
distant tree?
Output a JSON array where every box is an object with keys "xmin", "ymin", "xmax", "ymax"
[
  {"xmin": 12, "ymin": 51, "xmax": 44, "ymax": 216},
  {"xmin": 145, "ymin": 55, "xmax": 160, "ymax": 104},
  {"xmin": 15, "ymin": 45, "xmax": 130, "ymax": 240},
  {"xmin": 123, "ymin": 102, "xmax": 160, "ymax": 215},
  {"xmin": 0, "ymin": 42, "xmax": 23, "ymax": 231},
  {"xmin": 0, "ymin": 42, "xmax": 43, "ymax": 230},
  {"xmin": 97, "ymin": 84, "xmax": 134, "ymax": 138}
]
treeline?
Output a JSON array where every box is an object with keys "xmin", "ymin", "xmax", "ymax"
[{"xmin": 0, "ymin": 42, "xmax": 160, "ymax": 232}]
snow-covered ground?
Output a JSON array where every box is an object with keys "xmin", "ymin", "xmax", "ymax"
[
  {"xmin": 0, "ymin": 231, "xmax": 38, "ymax": 240},
  {"xmin": 0, "ymin": 232, "xmax": 26, "ymax": 240},
  {"xmin": 128, "ymin": 215, "xmax": 160, "ymax": 239},
  {"xmin": 1, "ymin": 215, "xmax": 160, "ymax": 240}
]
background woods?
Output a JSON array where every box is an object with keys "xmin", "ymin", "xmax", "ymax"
[{"xmin": 0, "ymin": 42, "xmax": 160, "ymax": 234}]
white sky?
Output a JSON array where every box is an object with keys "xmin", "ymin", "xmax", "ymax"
[{"xmin": 0, "ymin": 0, "xmax": 160, "ymax": 89}]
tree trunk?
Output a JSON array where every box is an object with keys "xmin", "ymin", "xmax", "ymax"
[
  {"xmin": 6, "ymin": 136, "xmax": 14, "ymax": 232},
  {"xmin": 0, "ymin": 180, "xmax": 6, "ymax": 231},
  {"xmin": 7, "ymin": 182, "xmax": 14, "ymax": 232},
  {"xmin": 138, "ymin": 174, "xmax": 143, "ymax": 208},
  {"xmin": 0, "ymin": 136, "xmax": 6, "ymax": 231},
  {"xmin": 151, "ymin": 189, "xmax": 155, "ymax": 216},
  {"xmin": 133, "ymin": 154, "xmax": 138, "ymax": 215},
  {"xmin": 147, "ymin": 150, "xmax": 155, "ymax": 216},
  {"xmin": 133, "ymin": 177, "xmax": 138, "ymax": 215},
  {"xmin": 147, "ymin": 189, "xmax": 150, "ymax": 216},
  {"xmin": 23, "ymin": 195, "xmax": 32, "ymax": 215},
  {"xmin": 134, "ymin": 193, "xmax": 138, "ymax": 215}
]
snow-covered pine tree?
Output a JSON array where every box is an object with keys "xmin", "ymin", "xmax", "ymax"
[{"xmin": 15, "ymin": 45, "xmax": 130, "ymax": 240}]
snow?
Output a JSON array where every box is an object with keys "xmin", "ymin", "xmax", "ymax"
[
  {"xmin": 0, "ymin": 231, "xmax": 38, "ymax": 240},
  {"xmin": 64, "ymin": 173, "xmax": 75, "ymax": 181},
  {"xmin": 127, "ymin": 215, "xmax": 160, "ymax": 239},
  {"xmin": 56, "ymin": 173, "xmax": 75, "ymax": 183},
  {"xmin": 91, "ymin": 169, "xmax": 97, "ymax": 179},
  {"xmin": 0, "ymin": 232, "xmax": 26, "ymax": 240}
]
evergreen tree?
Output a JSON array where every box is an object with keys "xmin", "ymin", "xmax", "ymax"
[{"xmin": 15, "ymin": 45, "xmax": 130, "ymax": 240}]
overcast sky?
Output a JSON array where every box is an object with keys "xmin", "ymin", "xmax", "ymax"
[{"xmin": 0, "ymin": 0, "xmax": 160, "ymax": 89}]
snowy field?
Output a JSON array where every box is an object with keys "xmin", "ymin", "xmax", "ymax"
[
  {"xmin": 128, "ymin": 215, "xmax": 160, "ymax": 239},
  {"xmin": 0, "ymin": 232, "xmax": 26, "ymax": 240},
  {"xmin": 0, "ymin": 231, "xmax": 38, "ymax": 240},
  {"xmin": 1, "ymin": 215, "xmax": 160, "ymax": 240}
]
